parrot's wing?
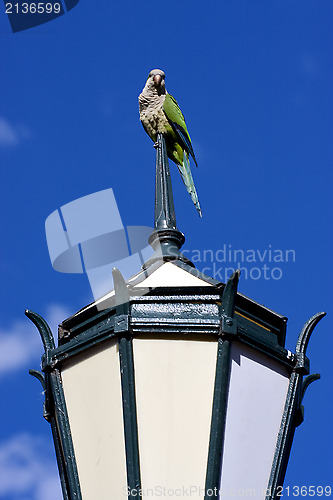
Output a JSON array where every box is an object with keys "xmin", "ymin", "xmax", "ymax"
[{"xmin": 163, "ymin": 94, "xmax": 198, "ymax": 166}]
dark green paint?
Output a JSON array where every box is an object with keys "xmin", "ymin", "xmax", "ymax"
[
  {"xmin": 25, "ymin": 309, "xmax": 55, "ymax": 353},
  {"xmin": 119, "ymin": 337, "xmax": 142, "ymax": 499},
  {"xmin": 301, "ymin": 373, "xmax": 321, "ymax": 401},
  {"xmin": 204, "ymin": 338, "xmax": 231, "ymax": 499},
  {"xmin": 29, "ymin": 369, "xmax": 45, "ymax": 389},
  {"xmin": 49, "ymin": 413, "xmax": 71, "ymax": 500},
  {"xmin": 204, "ymin": 271, "xmax": 240, "ymax": 499},
  {"xmin": 265, "ymin": 312, "xmax": 325, "ymax": 500},
  {"xmin": 27, "ymin": 293, "xmax": 324, "ymax": 500},
  {"xmin": 59, "ymin": 277, "xmax": 287, "ymax": 349},
  {"xmin": 27, "ymin": 311, "xmax": 82, "ymax": 500},
  {"xmin": 49, "ymin": 370, "xmax": 82, "ymax": 500},
  {"xmin": 43, "ymin": 315, "xmax": 117, "ymax": 370},
  {"xmin": 113, "ymin": 269, "xmax": 142, "ymax": 499},
  {"xmin": 42, "ymin": 285, "xmax": 295, "ymax": 372},
  {"xmin": 294, "ymin": 373, "xmax": 321, "ymax": 427},
  {"xmin": 145, "ymin": 134, "xmax": 193, "ymax": 268},
  {"xmin": 29, "ymin": 368, "xmax": 70, "ymax": 500}
]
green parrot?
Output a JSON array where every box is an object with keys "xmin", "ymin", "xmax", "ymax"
[{"xmin": 139, "ymin": 69, "xmax": 202, "ymax": 217}]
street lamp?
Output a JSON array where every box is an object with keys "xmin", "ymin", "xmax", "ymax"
[{"xmin": 27, "ymin": 135, "xmax": 325, "ymax": 500}]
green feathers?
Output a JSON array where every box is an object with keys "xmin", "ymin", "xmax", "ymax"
[
  {"xmin": 163, "ymin": 94, "xmax": 201, "ymax": 217},
  {"xmin": 163, "ymin": 94, "xmax": 198, "ymax": 167},
  {"xmin": 139, "ymin": 69, "xmax": 202, "ymax": 216},
  {"xmin": 163, "ymin": 95, "xmax": 188, "ymax": 135}
]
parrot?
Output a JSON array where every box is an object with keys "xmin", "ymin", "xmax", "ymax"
[{"xmin": 138, "ymin": 69, "xmax": 202, "ymax": 217}]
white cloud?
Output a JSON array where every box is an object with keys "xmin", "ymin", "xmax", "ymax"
[
  {"xmin": 45, "ymin": 304, "xmax": 72, "ymax": 335},
  {"xmin": 0, "ymin": 433, "xmax": 62, "ymax": 500},
  {"xmin": 0, "ymin": 304, "xmax": 72, "ymax": 378},
  {"xmin": 0, "ymin": 118, "xmax": 32, "ymax": 147},
  {"xmin": 0, "ymin": 118, "xmax": 18, "ymax": 146}
]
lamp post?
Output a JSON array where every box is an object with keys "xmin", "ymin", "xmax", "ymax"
[{"xmin": 28, "ymin": 135, "xmax": 325, "ymax": 500}]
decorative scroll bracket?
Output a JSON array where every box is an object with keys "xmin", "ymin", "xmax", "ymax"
[
  {"xmin": 26, "ymin": 309, "xmax": 82, "ymax": 500},
  {"xmin": 265, "ymin": 311, "xmax": 326, "ymax": 499}
]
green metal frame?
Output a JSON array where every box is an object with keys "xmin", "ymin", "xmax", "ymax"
[
  {"xmin": 204, "ymin": 271, "xmax": 240, "ymax": 499},
  {"xmin": 26, "ymin": 310, "xmax": 82, "ymax": 500},
  {"xmin": 28, "ymin": 281, "xmax": 325, "ymax": 500},
  {"xmin": 265, "ymin": 312, "xmax": 325, "ymax": 500},
  {"xmin": 28, "ymin": 279, "xmax": 325, "ymax": 500},
  {"xmin": 113, "ymin": 268, "xmax": 142, "ymax": 499},
  {"xmin": 30, "ymin": 369, "xmax": 71, "ymax": 500},
  {"xmin": 28, "ymin": 135, "xmax": 325, "ymax": 500}
]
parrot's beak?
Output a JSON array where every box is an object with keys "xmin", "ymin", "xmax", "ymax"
[{"xmin": 153, "ymin": 74, "xmax": 162, "ymax": 87}]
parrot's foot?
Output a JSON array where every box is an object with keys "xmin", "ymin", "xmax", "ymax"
[{"xmin": 153, "ymin": 141, "xmax": 159, "ymax": 149}]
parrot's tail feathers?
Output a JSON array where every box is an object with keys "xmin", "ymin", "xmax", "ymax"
[{"xmin": 178, "ymin": 152, "xmax": 202, "ymax": 217}]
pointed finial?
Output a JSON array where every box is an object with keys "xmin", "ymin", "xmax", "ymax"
[{"xmin": 144, "ymin": 134, "xmax": 194, "ymax": 268}]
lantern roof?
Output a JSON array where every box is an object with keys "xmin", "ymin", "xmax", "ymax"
[
  {"xmin": 58, "ymin": 134, "xmax": 288, "ymax": 348},
  {"xmin": 58, "ymin": 256, "xmax": 288, "ymax": 350}
]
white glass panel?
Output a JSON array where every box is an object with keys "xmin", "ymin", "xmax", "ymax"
[
  {"xmin": 133, "ymin": 336, "xmax": 217, "ymax": 499},
  {"xmin": 61, "ymin": 339, "xmax": 127, "ymax": 500},
  {"xmin": 134, "ymin": 262, "xmax": 213, "ymax": 288},
  {"xmin": 220, "ymin": 342, "xmax": 290, "ymax": 499}
]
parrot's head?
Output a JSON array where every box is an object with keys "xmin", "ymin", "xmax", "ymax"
[{"xmin": 145, "ymin": 69, "xmax": 166, "ymax": 95}]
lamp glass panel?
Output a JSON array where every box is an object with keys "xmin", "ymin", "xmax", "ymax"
[
  {"xmin": 219, "ymin": 341, "xmax": 290, "ymax": 500},
  {"xmin": 60, "ymin": 339, "xmax": 127, "ymax": 500},
  {"xmin": 133, "ymin": 336, "xmax": 218, "ymax": 499}
]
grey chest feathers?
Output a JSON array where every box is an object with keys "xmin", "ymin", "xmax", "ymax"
[{"xmin": 139, "ymin": 95, "xmax": 170, "ymax": 138}]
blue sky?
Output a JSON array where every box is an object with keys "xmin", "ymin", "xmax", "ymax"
[{"xmin": 0, "ymin": 1, "xmax": 332, "ymax": 498}]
